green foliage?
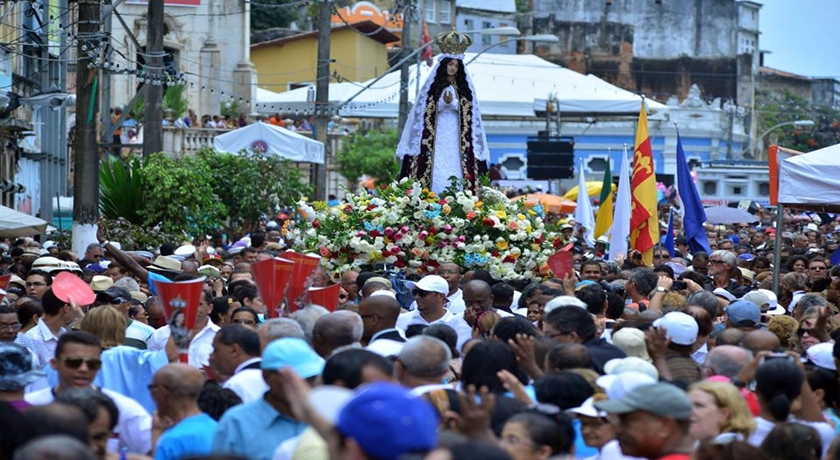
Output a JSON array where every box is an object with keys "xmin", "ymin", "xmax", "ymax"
[
  {"xmin": 163, "ymin": 84, "xmax": 189, "ymax": 119},
  {"xmin": 755, "ymin": 88, "xmax": 840, "ymax": 155},
  {"xmin": 199, "ymin": 148, "xmax": 313, "ymax": 229},
  {"xmin": 99, "ymin": 156, "xmax": 145, "ymax": 225},
  {"xmin": 337, "ymin": 128, "xmax": 400, "ymax": 185},
  {"xmin": 99, "ymin": 217, "xmax": 187, "ymax": 251},
  {"xmin": 139, "ymin": 152, "xmax": 227, "ymax": 235},
  {"xmin": 251, "ymin": 0, "xmax": 299, "ymax": 31},
  {"xmin": 220, "ymin": 100, "xmax": 242, "ymax": 119}
]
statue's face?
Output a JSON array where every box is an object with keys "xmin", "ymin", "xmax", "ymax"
[{"xmin": 446, "ymin": 60, "xmax": 459, "ymax": 76}]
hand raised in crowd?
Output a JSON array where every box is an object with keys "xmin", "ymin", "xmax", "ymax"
[
  {"xmin": 496, "ymin": 369, "xmax": 534, "ymax": 405},
  {"xmin": 656, "ymin": 275, "xmax": 673, "ymax": 291},
  {"xmin": 442, "ymin": 385, "xmax": 496, "ymax": 443},
  {"xmin": 508, "ymin": 333, "xmax": 543, "ymax": 380}
]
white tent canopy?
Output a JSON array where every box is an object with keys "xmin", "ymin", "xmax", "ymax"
[
  {"xmin": 256, "ymin": 53, "xmax": 668, "ymax": 118},
  {"xmin": 0, "ymin": 205, "xmax": 49, "ymax": 237},
  {"xmin": 213, "ymin": 122, "xmax": 325, "ymax": 164},
  {"xmin": 778, "ymin": 143, "xmax": 840, "ymax": 212}
]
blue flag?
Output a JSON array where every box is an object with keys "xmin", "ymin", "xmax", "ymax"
[
  {"xmin": 664, "ymin": 208, "xmax": 675, "ymax": 257},
  {"xmin": 830, "ymin": 247, "xmax": 840, "ymax": 266},
  {"xmin": 676, "ymin": 133, "xmax": 711, "ymax": 254}
]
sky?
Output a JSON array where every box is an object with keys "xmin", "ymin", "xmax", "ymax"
[{"xmin": 759, "ymin": 1, "xmax": 840, "ymax": 78}]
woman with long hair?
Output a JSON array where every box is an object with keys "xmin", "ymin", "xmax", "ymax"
[
  {"xmin": 396, "ymin": 30, "xmax": 489, "ymax": 193},
  {"xmin": 687, "ymin": 380, "xmax": 755, "ymax": 443}
]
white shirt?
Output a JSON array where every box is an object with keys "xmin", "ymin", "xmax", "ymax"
[
  {"xmin": 147, "ymin": 320, "xmax": 220, "ymax": 368},
  {"xmin": 585, "ymin": 440, "xmax": 645, "ymax": 460},
  {"xmin": 23, "ymin": 318, "xmax": 65, "ymax": 368},
  {"xmin": 26, "ymin": 386, "xmax": 152, "ymax": 455},
  {"xmin": 223, "ymin": 357, "xmax": 268, "ymax": 403},
  {"xmin": 749, "ymin": 416, "xmax": 835, "ymax": 456},
  {"xmin": 788, "ymin": 290, "xmax": 806, "ymax": 312},
  {"xmin": 396, "ymin": 308, "xmax": 455, "ymax": 331},
  {"xmin": 407, "ymin": 290, "xmax": 465, "ymax": 314},
  {"xmin": 126, "ymin": 320, "xmax": 155, "ymax": 346},
  {"xmin": 447, "ymin": 309, "xmax": 513, "ymax": 352},
  {"xmin": 691, "ymin": 342, "xmax": 709, "ymax": 365}
]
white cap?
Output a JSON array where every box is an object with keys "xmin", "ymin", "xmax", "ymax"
[
  {"xmin": 596, "ymin": 371, "xmax": 657, "ymax": 401},
  {"xmin": 369, "ymin": 290, "xmax": 397, "ymax": 300},
  {"xmin": 712, "ymin": 288, "xmax": 737, "ymax": 303},
  {"xmin": 174, "ymin": 244, "xmax": 197, "ymax": 257},
  {"xmin": 611, "ymin": 328, "xmax": 651, "ymax": 361},
  {"xmin": 806, "ymin": 342, "xmax": 836, "ymax": 371},
  {"xmin": 365, "ymin": 339, "xmax": 405, "ymax": 357},
  {"xmin": 757, "ymin": 288, "xmax": 784, "ymax": 315},
  {"xmin": 806, "ymin": 223, "xmax": 819, "ymax": 232},
  {"xmin": 405, "ymin": 275, "xmax": 449, "ymax": 295},
  {"xmin": 603, "ymin": 356, "xmax": 659, "ymax": 380},
  {"xmin": 568, "ymin": 397, "xmax": 606, "ymax": 418},
  {"xmin": 653, "ymin": 311, "xmax": 699, "ymax": 346}
]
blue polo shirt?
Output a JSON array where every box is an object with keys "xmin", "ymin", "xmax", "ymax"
[
  {"xmin": 212, "ymin": 396, "xmax": 307, "ymax": 460},
  {"xmin": 155, "ymin": 413, "xmax": 217, "ymax": 460}
]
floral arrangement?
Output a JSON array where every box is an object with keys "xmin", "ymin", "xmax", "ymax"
[{"xmin": 292, "ymin": 179, "xmax": 564, "ymax": 281}]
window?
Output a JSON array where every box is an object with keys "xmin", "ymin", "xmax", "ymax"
[
  {"xmin": 703, "ymin": 181, "xmax": 717, "ymax": 195},
  {"xmin": 482, "ymin": 21, "xmax": 492, "ymax": 45},
  {"xmin": 439, "ymin": 0, "xmax": 451, "ymax": 24},
  {"xmin": 758, "ymin": 182, "xmax": 770, "ymax": 196},
  {"xmin": 425, "ymin": 1, "xmax": 436, "ymax": 23}
]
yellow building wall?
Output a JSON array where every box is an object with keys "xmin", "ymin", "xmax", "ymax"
[{"xmin": 252, "ymin": 29, "xmax": 391, "ymax": 93}]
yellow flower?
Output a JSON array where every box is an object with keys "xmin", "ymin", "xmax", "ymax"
[
  {"xmin": 495, "ymin": 210, "xmax": 507, "ymax": 219},
  {"xmin": 496, "ymin": 240, "xmax": 509, "ymax": 250},
  {"xmin": 428, "ymin": 192, "xmax": 435, "ymax": 199},
  {"xmin": 517, "ymin": 214, "xmax": 526, "ymax": 220},
  {"xmin": 443, "ymin": 205, "xmax": 452, "ymax": 215},
  {"xmin": 526, "ymin": 225, "xmax": 533, "ymax": 232},
  {"xmin": 475, "ymin": 201, "xmax": 484, "ymax": 209},
  {"xmin": 528, "ymin": 210, "xmax": 536, "ymax": 216}
]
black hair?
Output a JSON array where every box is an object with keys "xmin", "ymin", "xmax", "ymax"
[
  {"xmin": 235, "ymin": 285, "xmax": 260, "ymax": 304},
  {"xmin": 322, "ymin": 349, "xmax": 394, "ymax": 389},
  {"xmin": 491, "ymin": 316, "xmax": 537, "ymax": 343},
  {"xmin": 807, "ymin": 367, "xmax": 840, "ymax": 412},
  {"xmin": 55, "ymin": 388, "xmax": 120, "ymax": 431},
  {"xmin": 159, "ymin": 243, "xmax": 175, "ymax": 256},
  {"xmin": 55, "ymin": 331, "xmax": 102, "ymax": 359},
  {"xmin": 461, "ymin": 341, "xmax": 519, "ymax": 394},
  {"xmin": 760, "ymin": 422, "xmax": 821, "ymax": 460},
  {"xmin": 40, "ymin": 288, "xmax": 65, "ymax": 316},
  {"xmin": 22, "ymin": 403, "xmax": 89, "ymax": 445},
  {"xmin": 545, "ymin": 343, "xmax": 592, "ymax": 372},
  {"xmin": 518, "ymin": 283, "xmax": 545, "ymax": 310},
  {"xmin": 490, "ymin": 282, "xmax": 514, "ymax": 305},
  {"xmin": 423, "ymin": 323, "xmax": 460, "ymax": 359},
  {"xmin": 507, "ymin": 410, "xmax": 576, "ymax": 456},
  {"xmin": 429, "ymin": 58, "xmax": 472, "ymax": 104},
  {"xmin": 786, "ymin": 255, "xmax": 809, "ymax": 272},
  {"xmin": 534, "ymin": 371, "xmax": 594, "ymax": 410},
  {"xmin": 754, "ymin": 359, "xmax": 804, "ymax": 422},
  {"xmin": 404, "ymin": 324, "xmax": 428, "ymax": 338},
  {"xmin": 447, "ymin": 441, "xmax": 513, "ymax": 460},
  {"xmin": 355, "ymin": 271, "xmax": 377, "ymax": 292},
  {"xmin": 198, "ymin": 381, "xmax": 242, "ymax": 421},
  {"xmin": 230, "ymin": 306, "xmax": 261, "ymax": 325},
  {"xmin": 471, "ymin": 270, "xmax": 495, "ymax": 285},
  {"xmin": 576, "ymin": 284, "xmax": 606, "ymax": 316},
  {"xmin": 544, "ymin": 305, "xmax": 596, "ymax": 342},
  {"xmin": 0, "ymin": 401, "xmax": 35, "ymax": 458},
  {"xmin": 26, "ymin": 269, "xmax": 53, "ymax": 286},
  {"xmin": 654, "ymin": 264, "xmax": 675, "ymax": 279},
  {"xmin": 127, "ymin": 304, "xmax": 145, "ymax": 319},
  {"xmin": 0, "ymin": 304, "xmax": 15, "ymax": 315},
  {"xmin": 227, "ymin": 279, "xmax": 254, "ymax": 299},
  {"xmin": 215, "ymin": 324, "xmax": 261, "ymax": 356},
  {"xmin": 250, "ymin": 230, "xmax": 266, "ymax": 248},
  {"xmin": 210, "ymin": 296, "xmax": 234, "ymax": 324},
  {"xmin": 605, "ymin": 291, "xmax": 625, "ymax": 320},
  {"xmin": 580, "ymin": 259, "xmax": 602, "ymax": 274}
]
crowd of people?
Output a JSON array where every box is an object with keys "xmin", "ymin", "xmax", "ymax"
[{"xmin": 1, "ymin": 214, "xmax": 840, "ymax": 460}]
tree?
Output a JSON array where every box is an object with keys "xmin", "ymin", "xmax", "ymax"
[
  {"xmin": 250, "ymin": 0, "xmax": 299, "ymax": 31},
  {"xmin": 199, "ymin": 149, "xmax": 313, "ymax": 231},
  {"xmin": 337, "ymin": 128, "xmax": 400, "ymax": 185},
  {"xmin": 99, "ymin": 156, "xmax": 145, "ymax": 224},
  {"xmin": 754, "ymin": 89, "xmax": 840, "ymax": 156}
]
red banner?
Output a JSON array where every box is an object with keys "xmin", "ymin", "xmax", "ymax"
[
  {"xmin": 153, "ymin": 277, "xmax": 205, "ymax": 330},
  {"xmin": 251, "ymin": 257, "xmax": 294, "ymax": 317},
  {"xmin": 52, "ymin": 272, "xmax": 96, "ymax": 306},
  {"xmin": 0, "ymin": 274, "xmax": 9, "ymax": 302},
  {"xmin": 281, "ymin": 252, "xmax": 322, "ymax": 312},
  {"xmin": 308, "ymin": 284, "xmax": 341, "ymax": 312}
]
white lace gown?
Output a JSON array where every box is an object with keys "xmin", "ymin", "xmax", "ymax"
[{"xmin": 431, "ymin": 85, "xmax": 463, "ymax": 194}]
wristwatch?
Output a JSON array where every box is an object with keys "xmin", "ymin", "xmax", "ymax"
[{"xmin": 655, "ymin": 286, "xmax": 667, "ymax": 293}]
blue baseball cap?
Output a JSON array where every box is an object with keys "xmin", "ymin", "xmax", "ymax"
[
  {"xmin": 725, "ymin": 300, "xmax": 761, "ymax": 327},
  {"xmin": 261, "ymin": 337, "xmax": 324, "ymax": 378},
  {"xmin": 336, "ymin": 383, "xmax": 438, "ymax": 460},
  {"xmin": 0, "ymin": 342, "xmax": 44, "ymax": 390}
]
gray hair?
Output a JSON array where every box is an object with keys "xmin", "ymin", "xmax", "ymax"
[
  {"xmin": 710, "ymin": 250, "xmax": 737, "ymax": 267},
  {"xmin": 544, "ymin": 296, "xmax": 587, "ymax": 315},
  {"xmin": 704, "ymin": 345, "xmax": 753, "ymax": 378},
  {"xmin": 796, "ymin": 293, "xmax": 827, "ymax": 315},
  {"xmin": 259, "ymin": 318, "xmax": 305, "ymax": 342},
  {"xmin": 14, "ymin": 435, "xmax": 95, "ymax": 460},
  {"xmin": 114, "ymin": 277, "xmax": 140, "ymax": 292},
  {"xmin": 629, "ymin": 267, "xmax": 658, "ymax": 296},
  {"xmin": 289, "ymin": 305, "xmax": 330, "ymax": 343},
  {"xmin": 397, "ymin": 335, "xmax": 452, "ymax": 379},
  {"xmin": 686, "ymin": 290, "xmax": 720, "ymax": 319},
  {"xmin": 781, "ymin": 272, "xmax": 808, "ymax": 292}
]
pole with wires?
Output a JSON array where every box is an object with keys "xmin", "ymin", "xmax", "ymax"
[
  {"xmin": 396, "ymin": 0, "xmax": 416, "ymax": 134},
  {"xmin": 313, "ymin": 0, "xmax": 331, "ymax": 200}
]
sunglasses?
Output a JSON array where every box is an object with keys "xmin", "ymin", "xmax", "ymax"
[
  {"xmin": 62, "ymin": 357, "xmax": 102, "ymax": 370},
  {"xmin": 412, "ymin": 289, "xmax": 433, "ymax": 298},
  {"xmin": 797, "ymin": 328, "xmax": 814, "ymax": 337},
  {"xmin": 232, "ymin": 319, "xmax": 256, "ymax": 326}
]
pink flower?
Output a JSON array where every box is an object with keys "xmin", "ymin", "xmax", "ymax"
[
  {"xmin": 443, "ymin": 224, "xmax": 453, "ymax": 232},
  {"xmin": 384, "ymin": 227, "xmax": 394, "ymax": 236},
  {"xmin": 419, "ymin": 231, "xmax": 429, "ymax": 239}
]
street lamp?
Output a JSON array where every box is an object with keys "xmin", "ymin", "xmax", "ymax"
[
  {"xmin": 340, "ymin": 27, "xmax": 522, "ymax": 109},
  {"xmin": 464, "ymin": 34, "xmax": 560, "ymax": 66},
  {"xmin": 745, "ymin": 119, "xmax": 815, "ymax": 158}
]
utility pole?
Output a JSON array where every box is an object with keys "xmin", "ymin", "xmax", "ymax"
[
  {"xmin": 143, "ymin": 0, "xmax": 164, "ymax": 155},
  {"xmin": 396, "ymin": 0, "xmax": 415, "ymax": 134},
  {"xmin": 313, "ymin": 0, "xmax": 331, "ymax": 200},
  {"xmin": 71, "ymin": 0, "xmax": 102, "ymax": 254}
]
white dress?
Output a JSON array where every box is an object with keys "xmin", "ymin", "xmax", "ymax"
[{"xmin": 431, "ymin": 85, "xmax": 463, "ymax": 194}]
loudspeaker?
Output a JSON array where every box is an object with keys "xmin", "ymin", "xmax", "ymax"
[{"xmin": 527, "ymin": 136, "xmax": 574, "ymax": 180}]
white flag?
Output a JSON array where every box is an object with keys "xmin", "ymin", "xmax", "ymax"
[
  {"xmin": 609, "ymin": 146, "xmax": 631, "ymax": 262},
  {"xmin": 575, "ymin": 158, "xmax": 595, "ymax": 247}
]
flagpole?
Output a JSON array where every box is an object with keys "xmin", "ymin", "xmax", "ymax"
[{"xmin": 772, "ymin": 204, "xmax": 783, "ymax": 293}]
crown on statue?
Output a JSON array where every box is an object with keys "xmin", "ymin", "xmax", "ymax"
[{"xmin": 434, "ymin": 28, "xmax": 472, "ymax": 55}]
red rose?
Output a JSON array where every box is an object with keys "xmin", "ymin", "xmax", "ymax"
[
  {"xmin": 369, "ymin": 229, "xmax": 382, "ymax": 237},
  {"xmin": 490, "ymin": 250, "xmax": 500, "ymax": 257},
  {"xmin": 366, "ymin": 204, "xmax": 376, "ymax": 211},
  {"xmin": 344, "ymin": 205, "xmax": 353, "ymax": 213},
  {"xmin": 312, "ymin": 219, "xmax": 320, "ymax": 229},
  {"xmin": 428, "ymin": 227, "xmax": 439, "ymax": 235},
  {"xmin": 380, "ymin": 184, "xmax": 388, "ymax": 190},
  {"xmin": 503, "ymin": 255, "xmax": 516, "ymax": 263},
  {"xmin": 553, "ymin": 238, "xmax": 562, "ymax": 248},
  {"xmin": 395, "ymin": 259, "xmax": 407, "ymax": 268},
  {"xmin": 482, "ymin": 218, "xmax": 494, "ymax": 226},
  {"xmin": 438, "ymin": 199, "xmax": 447, "ymax": 205}
]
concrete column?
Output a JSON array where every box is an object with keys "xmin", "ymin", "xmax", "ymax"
[{"xmin": 199, "ymin": 40, "xmax": 221, "ymax": 117}]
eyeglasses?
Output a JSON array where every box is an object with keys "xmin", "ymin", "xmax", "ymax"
[
  {"xmin": 109, "ymin": 298, "xmax": 127, "ymax": 305},
  {"xmin": 25, "ymin": 282, "xmax": 46, "ymax": 288},
  {"xmin": 413, "ymin": 289, "xmax": 432, "ymax": 298},
  {"xmin": 0, "ymin": 322, "xmax": 21, "ymax": 331},
  {"xmin": 810, "ymin": 266, "xmax": 827, "ymax": 271},
  {"xmin": 710, "ymin": 260, "xmax": 728, "ymax": 265},
  {"xmin": 797, "ymin": 328, "xmax": 814, "ymax": 337},
  {"xmin": 61, "ymin": 357, "xmax": 102, "ymax": 370},
  {"xmin": 656, "ymin": 254, "xmax": 671, "ymax": 259},
  {"xmin": 232, "ymin": 319, "xmax": 256, "ymax": 326}
]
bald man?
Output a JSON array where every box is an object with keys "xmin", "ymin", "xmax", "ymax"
[
  {"xmin": 359, "ymin": 295, "xmax": 405, "ymax": 346},
  {"xmin": 311, "ymin": 310, "xmax": 364, "ymax": 358},
  {"xmin": 447, "ymin": 280, "xmax": 512, "ymax": 351},
  {"xmin": 741, "ymin": 330, "xmax": 781, "ymax": 355},
  {"xmin": 151, "ymin": 364, "xmax": 218, "ymax": 460},
  {"xmin": 702, "ymin": 345, "xmax": 752, "ymax": 380}
]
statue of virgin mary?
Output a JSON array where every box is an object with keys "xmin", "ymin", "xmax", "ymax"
[{"xmin": 395, "ymin": 29, "xmax": 490, "ymax": 194}]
